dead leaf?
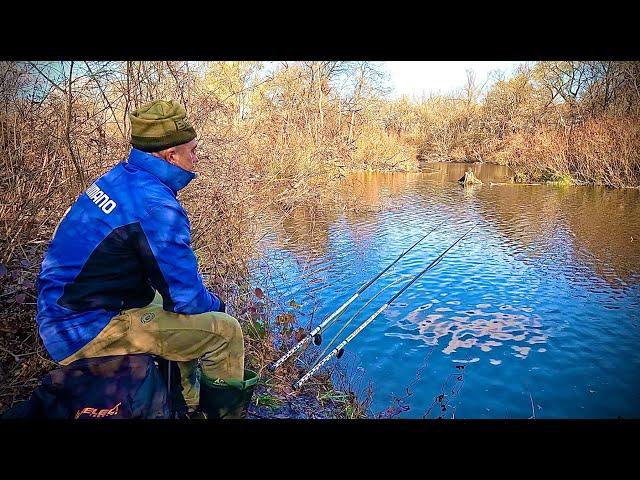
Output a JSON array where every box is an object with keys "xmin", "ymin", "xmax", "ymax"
[
  {"xmin": 254, "ymin": 287, "xmax": 264, "ymax": 299},
  {"xmin": 294, "ymin": 328, "xmax": 307, "ymax": 342},
  {"xmin": 15, "ymin": 293, "xmax": 26, "ymax": 304},
  {"xmin": 275, "ymin": 313, "xmax": 295, "ymax": 325}
]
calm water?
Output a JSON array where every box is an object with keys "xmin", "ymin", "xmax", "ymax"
[{"xmin": 252, "ymin": 163, "xmax": 640, "ymax": 418}]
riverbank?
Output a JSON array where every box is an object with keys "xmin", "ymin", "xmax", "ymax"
[
  {"xmin": 0, "ymin": 142, "xmax": 384, "ymax": 419},
  {"xmin": 417, "ymin": 115, "xmax": 639, "ymax": 189},
  {"xmin": 0, "ymin": 245, "xmax": 370, "ymax": 419},
  {"xmin": 0, "ymin": 169, "xmax": 375, "ymax": 418},
  {"xmin": 421, "ymin": 158, "xmax": 639, "ymax": 189}
]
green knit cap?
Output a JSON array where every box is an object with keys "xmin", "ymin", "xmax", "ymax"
[{"xmin": 129, "ymin": 99, "xmax": 197, "ymax": 152}]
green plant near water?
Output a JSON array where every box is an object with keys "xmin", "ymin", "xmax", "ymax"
[
  {"xmin": 255, "ymin": 393, "xmax": 282, "ymax": 409},
  {"xmin": 539, "ymin": 169, "xmax": 573, "ymax": 185},
  {"xmin": 344, "ymin": 401, "xmax": 365, "ymax": 419},
  {"xmin": 513, "ymin": 171, "xmax": 528, "ymax": 183},
  {"xmin": 512, "ymin": 168, "xmax": 573, "ymax": 185},
  {"xmin": 316, "ymin": 386, "xmax": 367, "ymax": 419}
]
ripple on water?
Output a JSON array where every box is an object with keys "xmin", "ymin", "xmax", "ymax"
[{"xmin": 256, "ymin": 168, "xmax": 640, "ymax": 418}]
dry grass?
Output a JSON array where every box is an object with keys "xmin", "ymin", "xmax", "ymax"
[
  {"xmin": 496, "ymin": 116, "xmax": 640, "ymax": 187},
  {"xmin": 569, "ymin": 116, "xmax": 640, "ymax": 187}
]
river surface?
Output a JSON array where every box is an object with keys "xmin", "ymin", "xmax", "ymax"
[{"xmin": 252, "ymin": 163, "xmax": 640, "ymax": 418}]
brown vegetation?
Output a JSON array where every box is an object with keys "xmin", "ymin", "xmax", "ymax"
[{"xmin": 391, "ymin": 62, "xmax": 639, "ymax": 188}]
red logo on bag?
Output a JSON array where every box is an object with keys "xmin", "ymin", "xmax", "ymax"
[{"xmin": 75, "ymin": 402, "xmax": 122, "ymax": 419}]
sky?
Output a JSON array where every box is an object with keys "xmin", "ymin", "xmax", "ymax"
[{"xmin": 382, "ymin": 61, "xmax": 524, "ymax": 99}]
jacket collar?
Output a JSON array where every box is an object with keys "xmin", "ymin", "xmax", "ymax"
[{"xmin": 126, "ymin": 148, "xmax": 196, "ymax": 193}]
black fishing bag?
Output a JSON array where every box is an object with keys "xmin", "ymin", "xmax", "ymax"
[{"xmin": 2, "ymin": 354, "xmax": 185, "ymax": 419}]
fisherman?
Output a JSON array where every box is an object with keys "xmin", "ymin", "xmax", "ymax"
[{"xmin": 35, "ymin": 99, "xmax": 256, "ymax": 419}]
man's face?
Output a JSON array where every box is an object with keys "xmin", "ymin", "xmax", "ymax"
[{"xmin": 163, "ymin": 139, "xmax": 199, "ymax": 172}]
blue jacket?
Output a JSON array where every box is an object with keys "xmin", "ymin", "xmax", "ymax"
[{"xmin": 36, "ymin": 148, "xmax": 222, "ymax": 362}]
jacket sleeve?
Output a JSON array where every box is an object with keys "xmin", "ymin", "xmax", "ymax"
[{"xmin": 136, "ymin": 202, "xmax": 222, "ymax": 314}]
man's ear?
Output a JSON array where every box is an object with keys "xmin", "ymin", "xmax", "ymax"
[{"xmin": 164, "ymin": 147, "xmax": 178, "ymax": 164}]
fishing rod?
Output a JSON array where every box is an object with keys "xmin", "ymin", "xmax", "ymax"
[
  {"xmin": 292, "ymin": 224, "xmax": 476, "ymax": 390},
  {"xmin": 267, "ymin": 219, "xmax": 445, "ymax": 372},
  {"xmin": 311, "ymin": 276, "xmax": 403, "ymax": 369}
]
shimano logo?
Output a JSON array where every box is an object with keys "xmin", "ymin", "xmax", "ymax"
[{"xmin": 86, "ymin": 183, "xmax": 117, "ymax": 214}]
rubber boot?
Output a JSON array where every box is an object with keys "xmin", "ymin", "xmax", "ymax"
[{"xmin": 199, "ymin": 369, "xmax": 258, "ymax": 419}]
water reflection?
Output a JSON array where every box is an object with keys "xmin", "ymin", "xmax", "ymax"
[
  {"xmin": 341, "ymin": 167, "xmax": 640, "ymax": 288},
  {"xmin": 388, "ymin": 300, "xmax": 546, "ymax": 360},
  {"xmin": 256, "ymin": 164, "xmax": 640, "ymax": 418},
  {"xmin": 476, "ymin": 183, "xmax": 640, "ymax": 287}
]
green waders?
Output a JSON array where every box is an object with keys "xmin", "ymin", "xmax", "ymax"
[{"xmin": 199, "ymin": 369, "xmax": 258, "ymax": 419}]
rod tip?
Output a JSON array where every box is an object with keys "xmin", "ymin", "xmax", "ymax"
[
  {"xmin": 267, "ymin": 363, "xmax": 276, "ymax": 372},
  {"xmin": 292, "ymin": 382, "xmax": 300, "ymax": 391}
]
